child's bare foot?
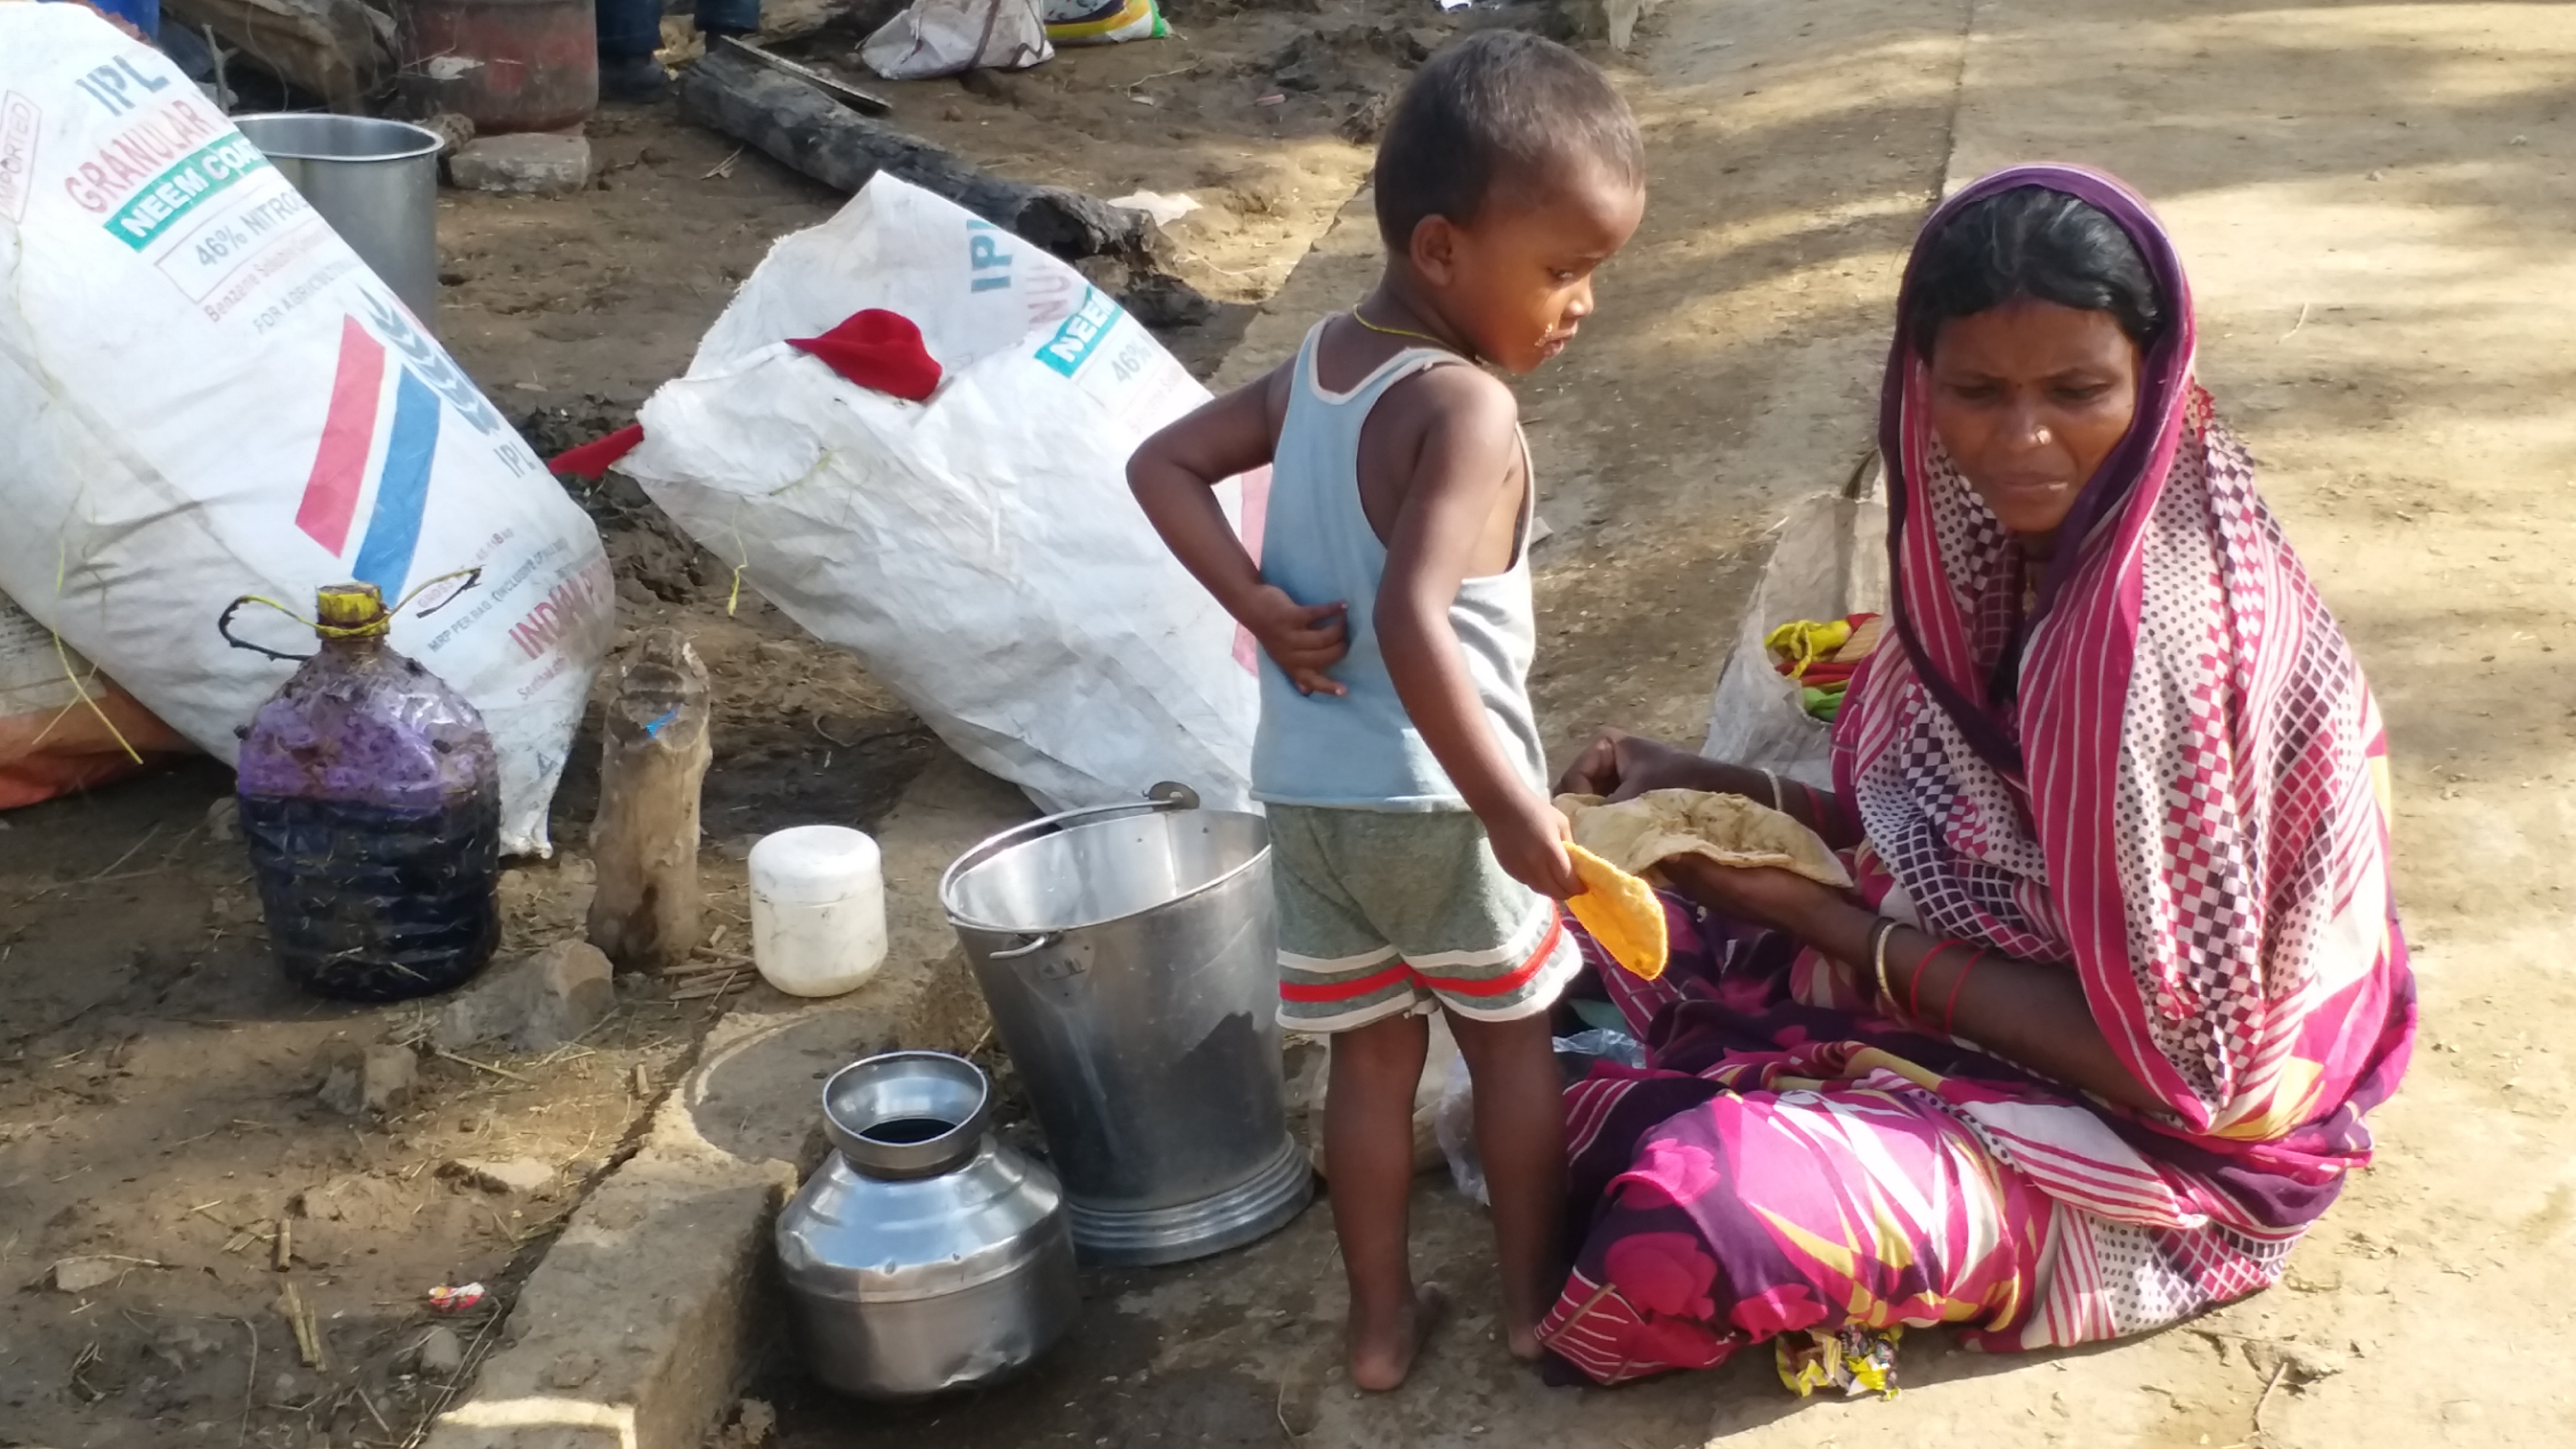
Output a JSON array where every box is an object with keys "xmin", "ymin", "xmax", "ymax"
[
  {"xmin": 1348, "ymin": 1283, "xmax": 1447, "ymax": 1391},
  {"xmin": 1504, "ymin": 1318, "xmax": 1546, "ymax": 1363}
]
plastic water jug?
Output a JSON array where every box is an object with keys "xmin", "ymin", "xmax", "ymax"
[
  {"xmin": 230, "ymin": 581, "xmax": 500, "ymax": 1001},
  {"xmin": 750, "ymin": 826, "xmax": 888, "ymax": 997}
]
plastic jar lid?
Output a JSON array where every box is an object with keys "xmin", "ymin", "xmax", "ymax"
[{"xmin": 749, "ymin": 825, "xmax": 882, "ymax": 906}]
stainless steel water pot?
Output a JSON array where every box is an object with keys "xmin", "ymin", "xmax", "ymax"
[
  {"xmin": 775, "ymin": 1051, "xmax": 1079, "ymax": 1400},
  {"xmin": 940, "ymin": 786, "xmax": 1313, "ymax": 1266}
]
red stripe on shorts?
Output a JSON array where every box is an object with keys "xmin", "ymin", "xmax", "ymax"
[
  {"xmin": 1421, "ymin": 913, "xmax": 1565, "ymax": 1000},
  {"xmin": 1278, "ymin": 958, "xmax": 1414, "ymax": 1005}
]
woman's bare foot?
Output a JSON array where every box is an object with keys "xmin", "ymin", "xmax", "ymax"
[
  {"xmin": 1504, "ymin": 1318, "xmax": 1546, "ymax": 1363},
  {"xmin": 1348, "ymin": 1283, "xmax": 1447, "ymax": 1391}
]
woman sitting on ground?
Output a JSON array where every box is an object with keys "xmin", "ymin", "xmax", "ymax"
[{"xmin": 1538, "ymin": 165, "xmax": 2417, "ymax": 1385}]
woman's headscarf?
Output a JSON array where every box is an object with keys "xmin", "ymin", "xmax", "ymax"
[{"xmin": 1833, "ymin": 165, "xmax": 2413, "ymax": 1166}]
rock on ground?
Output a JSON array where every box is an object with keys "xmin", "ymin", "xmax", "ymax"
[
  {"xmin": 441, "ymin": 1157, "xmax": 557, "ymax": 1196},
  {"xmin": 713, "ymin": 1399, "xmax": 776, "ymax": 1448},
  {"xmin": 314, "ymin": 1040, "xmax": 420, "ymax": 1116},
  {"xmin": 433, "ymin": 940, "xmax": 614, "ymax": 1054},
  {"xmin": 448, "ymin": 134, "xmax": 594, "ymax": 196},
  {"xmin": 294, "ymin": 1173, "xmax": 411, "ymax": 1229},
  {"xmin": 408, "ymin": 1325, "xmax": 466, "ymax": 1377},
  {"xmin": 46, "ymin": 1256, "xmax": 126, "ymax": 1294}
]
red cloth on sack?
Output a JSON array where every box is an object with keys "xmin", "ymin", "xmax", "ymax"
[
  {"xmin": 549, "ymin": 424, "xmax": 646, "ymax": 480},
  {"xmin": 546, "ymin": 309, "xmax": 943, "ymax": 479},
  {"xmin": 788, "ymin": 309, "xmax": 943, "ymax": 402}
]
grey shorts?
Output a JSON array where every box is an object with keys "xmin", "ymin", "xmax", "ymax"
[{"xmin": 1268, "ymin": 804, "xmax": 1581, "ymax": 1034}]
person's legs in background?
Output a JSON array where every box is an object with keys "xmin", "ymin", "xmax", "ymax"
[
  {"xmin": 695, "ymin": 0, "xmax": 760, "ymax": 43},
  {"xmin": 595, "ymin": 0, "xmax": 760, "ymax": 105},
  {"xmin": 594, "ymin": 0, "xmax": 669, "ymax": 103}
]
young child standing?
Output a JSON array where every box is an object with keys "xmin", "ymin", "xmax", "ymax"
[{"xmin": 1128, "ymin": 32, "xmax": 1646, "ymax": 1390}]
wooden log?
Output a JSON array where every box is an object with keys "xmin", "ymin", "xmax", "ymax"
[
  {"xmin": 585, "ymin": 628, "xmax": 714, "ymax": 974},
  {"xmin": 162, "ymin": 0, "xmax": 391, "ymax": 113},
  {"xmin": 676, "ymin": 48, "xmax": 1150, "ymax": 261}
]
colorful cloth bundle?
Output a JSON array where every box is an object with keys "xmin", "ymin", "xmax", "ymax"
[{"xmin": 1763, "ymin": 613, "xmax": 1885, "ymax": 722}]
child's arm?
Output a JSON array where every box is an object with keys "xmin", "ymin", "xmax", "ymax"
[
  {"xmin": 1128, "ymin": 370, "xmax": 1349, "ymax": 697},
  {"xmin": 1374, "ymin": 371, "xmax": 1579, "ymax": 899}
]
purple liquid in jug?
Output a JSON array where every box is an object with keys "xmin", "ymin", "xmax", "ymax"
[{"xmin": 235, "ymin": 584, "xmax": 500, "ymax": 1001}]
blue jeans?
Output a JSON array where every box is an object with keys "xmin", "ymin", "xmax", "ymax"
[
  {"xmin": 45, "ymin": 0, "xmax": 160, "ymax": 39},
  {"xmin": 596, "ymin": 0, "xmax": 761, "ymax": 60}
]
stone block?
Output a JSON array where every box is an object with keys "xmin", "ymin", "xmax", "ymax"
[{"xmin": 448, "ymin": 133, "xmax": 592, "ymax": 196}]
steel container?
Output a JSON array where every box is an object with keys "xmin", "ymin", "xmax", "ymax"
[
  {"xmin": 774, "ymin": 1052, "xmax": 1080, "ymax": 1400},
  {"xmin": 230, "ymin": 114, "xmax": 443, "ymax": 333},
  {"xmin": 940, "ymin": 787, "xmax": 1312, "ymax": 1266}
]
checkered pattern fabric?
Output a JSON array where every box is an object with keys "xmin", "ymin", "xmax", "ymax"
[{"xmin": 1843, "ymin": 363, "xmax": 2388, "ymax": 1133}]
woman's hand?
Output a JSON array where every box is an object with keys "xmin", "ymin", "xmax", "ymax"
[
  {"xmin": 1556, "ymin": 727, "xmax": 1736, "ymax": 802},
  {"xmin": 1658, "ymin": 856, "xmax": 1850, "ymax": 937}
]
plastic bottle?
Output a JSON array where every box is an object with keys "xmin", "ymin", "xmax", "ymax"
[
  {"xmin": 586, "ymin": 627, "xmax": 712, "ymax": 973},
  {"xmin": 233, "ymin": 582, "xmax": 501, "ymax": 1001},
  {"xmin": 749, "ymin": 826, "xmax": 887, "ymax": 997}
]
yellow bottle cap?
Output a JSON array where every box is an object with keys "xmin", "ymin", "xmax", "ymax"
[{"xmin": 313, "ymin": 583, "xmax": 391, "ymax": 638}]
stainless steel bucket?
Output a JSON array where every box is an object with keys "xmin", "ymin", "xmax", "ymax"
[
  {"xmin": 230, "ymin": 114, "xmax": 443, "ymax": 331},
  {"xmin": 941, "ymin": 787, "xmax": 1312, "ymax": 1266},
  {"xmin": 775, "ymin": 1051, "xmax": 1081, "ymax": 1400}
]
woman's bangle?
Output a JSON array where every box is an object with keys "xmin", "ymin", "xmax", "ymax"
[
  {"xmin": 1869, "ymin": 919, "xmax": 1898, "ymax": 1010},
  {"xmin": 1760, "ymin": 767, "xmax": 1783, "ymax": 813},
  {"xmin": 1943, "ymin": 949, "xmax": 1990, "ymax": 1035},
  {"xmin": 1906, "ymin": 941, "xmax": 1952, "ymax": 1021}
]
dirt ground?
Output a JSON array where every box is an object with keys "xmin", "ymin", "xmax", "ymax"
[
  {"xmin": 0, "ymin": 2, "xmax": 1480, "ymax": 1445},
  {"xmin": 7, "ymin": 0, "xmax": 2574, "ymax": 1445}
]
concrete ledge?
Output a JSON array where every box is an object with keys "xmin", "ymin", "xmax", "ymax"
[{"xmin": 424, "ymin": 753, "xmax": 1031, "ymax": 1449}]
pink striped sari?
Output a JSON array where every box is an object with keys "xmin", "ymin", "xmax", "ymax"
[{"xmin": 1540, "ymin": 166, "xmax": 2416, "ymax": 1386}]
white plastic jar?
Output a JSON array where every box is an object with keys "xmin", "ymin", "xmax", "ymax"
[{"xmin": 749, "ymin": 826, "xmax": 888, "ymax": 998}]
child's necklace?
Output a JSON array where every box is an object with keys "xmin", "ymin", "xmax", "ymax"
[{"xmin": 1349, "ymin": 307, "xmax": 1456, "ymax": 352}]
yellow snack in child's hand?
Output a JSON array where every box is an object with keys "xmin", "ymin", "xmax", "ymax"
[{"xmin": 1564, "ymin": 842, "xmax": 1667, "ymax": 981}]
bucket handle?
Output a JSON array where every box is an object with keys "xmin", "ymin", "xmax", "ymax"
[
  {"xmin": 987, "ymin": 932, "xmax": 1058, "ymax": 962},
  {"xmin": 1006, "ymin": 782, "xmax": 1199, "ymax": 842},
  {"xmin": 939, "ymin": 781, "xmax": 1206, "ymax": 929}
]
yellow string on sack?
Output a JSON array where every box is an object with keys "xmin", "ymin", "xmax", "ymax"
[{"xmin": 49, "ymin": 536, "xmax": 141, "ymax": 763}]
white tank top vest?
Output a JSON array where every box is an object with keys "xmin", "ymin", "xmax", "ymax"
[{"xmin": 1247, "ymin": 322, "xmax": 1548, "ymax": 811}]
